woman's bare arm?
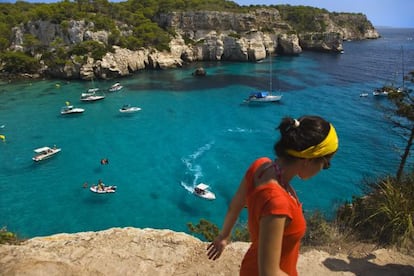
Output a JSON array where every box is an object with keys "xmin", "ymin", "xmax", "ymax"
[
  {"xmin": 258, "ymin": 215, "xmax": 289, "ymax": 276},
  {"xmin": 207, "ymin": 177, "xmax": 248, "ymax": 260}
]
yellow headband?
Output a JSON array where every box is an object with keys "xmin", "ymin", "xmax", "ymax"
[{"xmin": 286, "ymin": 124, "xmax": 338, "ymax": 158}]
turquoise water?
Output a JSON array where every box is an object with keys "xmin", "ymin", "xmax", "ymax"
[{"xmin": 1, "ymin": 28, "xmax": 413, "ymax": 238}]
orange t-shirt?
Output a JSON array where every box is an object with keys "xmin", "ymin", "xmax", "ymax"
[{"xmin": 240, "ymin": 157, "xmax": 306, "ymax": 276}]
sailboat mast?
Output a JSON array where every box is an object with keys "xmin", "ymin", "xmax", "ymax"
[
  {"xmin": 269, "ymin": 55, "xmax": 272, "ymax": 92},
  {"xmin": 401, "ymin": 46, "xmax": 405, "ymax": 90}
]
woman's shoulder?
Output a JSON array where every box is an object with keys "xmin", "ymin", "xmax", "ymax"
[
  {"xmin": 245, "ymin": 157, "xmax": 271, "ymax": 177},
  {"xmin": 245, "ymin": 157, "xmax": 273, "ymax": 192},
  {"xmin": 249, "ymin": 157, "xmax": 272, "ymax": 169}
]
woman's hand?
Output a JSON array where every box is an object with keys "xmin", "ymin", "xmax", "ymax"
[{"xmin": 207, "ymin": 235, "xmax": 229, "ymax": 260}]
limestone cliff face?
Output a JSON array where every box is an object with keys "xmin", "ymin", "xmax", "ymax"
[{"xmin": 6, "ymin": 8, "xmax": 378, "ymax": 80}]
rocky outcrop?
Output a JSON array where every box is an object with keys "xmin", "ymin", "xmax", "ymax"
[
  {"xmin": 278, "ymin": 33, "xmax": 302, "ymax": 55},
  {"xmin": 5, "ymin": 8, "xmax": 379, "ymax": 80},
  {"xmin": 299, "ymin": 32, "xmax": 344, "ymax": 53},
  {"xmin": 0, "ymin": 228, "xmax": 248, "ymax": 276},
  {"xmin": 1, "ymin": 228, "xmax": 414, "ymax": 276},
  {"xmin": 193, "ymin": 67, "xmax": 207, "ymax": 76},
  {"xmin": 157, "ymin": 9, "xmax": 298, "ymax": 61}
]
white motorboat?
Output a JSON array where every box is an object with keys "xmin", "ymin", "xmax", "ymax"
[
  {"xmin": 372, "ymin": 88, "xmax": 388, "ymax": 97},
  {"xmin": 80, "ymin": 92, "xmax": 105, "ymax": 102},
  {"xmin": 80, "ymin": 94, "xmax": 105, "ymax": 101},
  {"xmin": 90, "ymin": 185, "xmax": 117, "ymax": 194},
  {"xmin": 245, "ymin": 91, "xmax": 282, "ymax": 103},
  {"xmin": 193, "ymin": 183, "xmax": 216, "ymax": 200},
  {"xmin": 119, "ymin": 104, "xmax": 141, "ymax": 113},
  {"xmin": 32, "ymin": 146, "xmax": 61, "ymax": 162},
  {"xmin": 61, "ymin": 105, "xmax": 85, "ymax": 115},
  {"xmin": 109, "ymin": 82, "xmax": 123, "ymax": 92}
]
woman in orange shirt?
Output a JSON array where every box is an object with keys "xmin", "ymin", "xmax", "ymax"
[{"xmin": 207, "ymin": 115, "xmax": 339, "ymax": 276}]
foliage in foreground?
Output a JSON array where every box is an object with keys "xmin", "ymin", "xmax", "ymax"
[
  {"xmin": 0, "ymin": 227, "xmax": 22, "ymax": 245},
  {"xmin": 188, "ymin": 213, "xmax": 338, "ymax": 246},
  {"xmin": 302, "ymin": 211, "xmax": 338, "ymax": 246},
  {"xmin": 337, "ymin": 174, "xmax": 414, "ymax": 251},
  {"xmin": 187, "ymin": 218, "xmax": 249, "ymax": 242}
]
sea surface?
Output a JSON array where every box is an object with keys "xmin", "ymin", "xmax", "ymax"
[{"xmin": 1, "ymin": 28, "xmax": 413, "ymax": 238}]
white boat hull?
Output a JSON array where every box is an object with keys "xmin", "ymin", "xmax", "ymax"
[
  {"xmin": 119, "ymin": 107, "xmax": 141, "ymax": 113},
  {"xmin": 80, "ymin": 95, "xmax": 105, "ymax": 101},
  {"xmin": 373, "ymin": 91, "xmax": 388, "ymax": 97},
  {"xmin": 90, "ymin": 185, "xmax": 117, "ymax": 193},
  {"xmin": 193, "ymin": 183, "xmax": 216, "ymax": 200},
  {"xmin": 247, "ymin": 95, "xmax": 282, "ymax": 103},
  {"xmin": 32, "ymin": 147, "xmax": 61, "ymax": 162},
  {"xmin": 61, "ymin": 106, "xmax": 85, "ymax": 114},
  {"xmin": 194, "ymin": 191, "xmax": 216, "ymax": 200},
  {"xmin": 109, "ymin": 83, "xmax": 123, "ymax": 92}
]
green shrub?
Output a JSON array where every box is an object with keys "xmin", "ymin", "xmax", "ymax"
[
  {"xmin": 303, "ymin": 211, "xmax": 336, "ymax": 246},
  {"xmin": 187, "ymin": 219, "xmax": 219, "ymax": 242},
  {"xmin": 0, "ymin": 51, "xmax": 40, "ymax": 73},
  {"xmin": 337, "ymin": 174, "xmax": 414, "ymax": 250},
  {"xmin": 0, "ymin": 227, "xmax": 21, "ymax": 245},
  {"xmin": 69, "ymin": 40, "xmax": 107, "ymax": 60},
  {"xmin": 187, "ymin": 218, "xmax": 249, "ymax": 242}
]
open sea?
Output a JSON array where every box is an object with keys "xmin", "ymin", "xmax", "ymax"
[{"xmin": 1, "ymin": 28, "xmax": 414, "ymax": 238}]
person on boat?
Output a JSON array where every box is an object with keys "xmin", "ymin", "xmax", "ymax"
[
  {"xmin": 207, "ymin": 115, "xmax": 339, "ymax": 276},
  {"xmin": 194, "ymin": 187, "xmax": 205, "ymax": 195},
  {"xmin": 97, "ymin": 179, "xmax": 105, "ymax": 191},
  {"xmin": 121, "ymin": 104, "xmax": 130, "ymax": 110}
]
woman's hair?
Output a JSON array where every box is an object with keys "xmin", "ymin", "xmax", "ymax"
[{"xmin": 274, "ymin": 115, "xmax": 331, "ymax": 159}]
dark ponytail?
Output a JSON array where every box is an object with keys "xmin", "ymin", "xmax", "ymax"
[{"xmin": 274, "ymin": 115, "xmax": 331, "ymax": 159}]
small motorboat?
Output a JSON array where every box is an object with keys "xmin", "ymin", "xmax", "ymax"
[
  {"xmin": 61, "ymin": 105, "xmax": 85, "ymax": 115},
  {"xmin": 359, "ymin": 93, "xmax": 368, "ymax": 97},
  {"xmin": 90, "ymin": 185, "xmax": 117, "ymax": 194},
  {"xmin": 193, "ymin": 183, "xmax": 216, "ymax": 200},
  {"xmin": 372, "ymin": 89, "xmax": 388, "ymax": 97},
  {"xmin": 80, "ymin": 87, "xmax": 105, "ymax": 101},
  {"xmin": 109, "ymin": 82, "xmax": 123, "ymax": 92},
  {"xmin": 32, "ymin": 146, "xmax": 61, "ymax": 162},
  {"xmin": 119, "ymin": 104, "xmax": 141, "ymax": 113},
  {"xmin": 80, "ymin": 93, "xmax": 105, "ymax": 102}
]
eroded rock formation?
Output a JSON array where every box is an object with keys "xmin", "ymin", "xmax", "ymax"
[{"xmin": 5, "ymin": 8, "xmax": 379, "ymax": 80}]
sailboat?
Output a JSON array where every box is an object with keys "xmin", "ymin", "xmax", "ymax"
[
  {"xmin": 245, "ymin": 55, "xmax": 282, "ymax": 103},
  {"xmin": 373, "ymin": 46, "xmax": 406, "ymax": 96},
  {"xmin": 396, "ymin": 46, "xmax": 407, "ymax": 93}
]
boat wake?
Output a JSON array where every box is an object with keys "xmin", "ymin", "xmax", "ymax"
[
  {"xmin": 226, "ymin": 127, "xmax": 256, "ymax": 133},
  {"xmin": 180, "ymin": 141, "xmax": 215, "ymax": 193}
]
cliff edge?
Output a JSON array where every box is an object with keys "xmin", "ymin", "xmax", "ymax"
[{"xmin": 1, "ymin": 228, "xmax": 413, "ymax": 275}]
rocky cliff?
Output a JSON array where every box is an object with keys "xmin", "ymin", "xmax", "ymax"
[
  {"xmin": 1, "ymin": 228, "xmax": 414, "ymax": 276},
  {"xmin": 4, "ymin": 8, "xmax": 379, "ymax": 80}
]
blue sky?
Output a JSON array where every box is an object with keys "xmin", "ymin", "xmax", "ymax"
[
  {"xmin": 235, "ymin": 0, "xmax": 414, "ymax": 28},
  {"xmin": 1, "ymin": 0, "xmax": 413, "ymax": 27}
]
